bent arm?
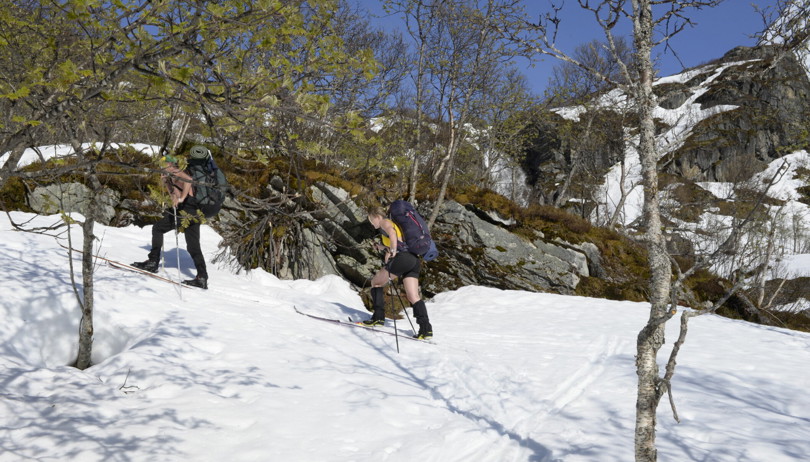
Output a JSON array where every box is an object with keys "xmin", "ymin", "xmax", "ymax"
[
  {"xmin": 165, "ymin": 171, "xmax": 193, "ymax": 206},
  {"xmin": 379, "ymin": 219, "xmax": 398, "ymax": 256},
  {"xmin": 175, "ymin": 172, "xmax": 193, "ymax": 204}
]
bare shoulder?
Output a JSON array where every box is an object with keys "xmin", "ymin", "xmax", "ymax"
[{"xmin": 381, "ymin": 218, "xmax": 396, "ymax": 231}]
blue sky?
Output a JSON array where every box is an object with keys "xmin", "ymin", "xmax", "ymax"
[{"xmin": 354, "ymin": 0, "xmax": 781, "ymax": 94}]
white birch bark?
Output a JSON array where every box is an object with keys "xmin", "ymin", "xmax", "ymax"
[{"xmin": 630, "ymin": 1, "xmax": 673, "ymax": 460}]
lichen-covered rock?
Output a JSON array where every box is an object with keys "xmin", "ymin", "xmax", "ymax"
[
  {"xmin": 307, "ymin": 188, "xmax": 598, "ymax": 296},
  {"xmin": 29, "ymin": 183, "xmax": 119, "ymax": 225},
  {"xmin": 431, "ymin": 200, "xmax": 589, "ymax": 294}
]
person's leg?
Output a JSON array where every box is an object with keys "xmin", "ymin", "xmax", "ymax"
[
  {"xmin": 134, "ymin": 209, "xmax": 174, "ymax": 272},
  {"xmin": 403, "ymin": 276, "xmax": 431, "ymax": 338},
  {"xmin": 370, "ymin": 266, "xmax": 393, "ymax": 288},
  {"xmin": 402, "ymin": 276, "xmax": 420, "ymax": 304},
  {"xmin": 369, "ymin": 286, "xmax": 385, "ymax": 322},
  {"xmin": 148, "ymin": 209, "xmax": 176, "ymax": 261},
  {"xmin": 184, "ymin": 221, "xmax": 207, "ymax": 279},
  {"xmin": 364, "ymin": 267, "xmax": 392, "ymax": 324},
  {"xmin": 383, "ymin": 254, "xmax": 430, "ymax": 337}
]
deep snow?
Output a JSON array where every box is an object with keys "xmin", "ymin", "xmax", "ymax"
[{"xmin": 1, "ymin": 211, "xmax": 809, "ymax": 461}]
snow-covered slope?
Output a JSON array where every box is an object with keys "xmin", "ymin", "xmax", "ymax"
[{"xmin": 1, "ymin": 211, "xmax": 809, "ymax": 461}]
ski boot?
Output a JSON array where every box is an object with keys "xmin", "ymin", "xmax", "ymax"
[
  {"xmin": 182, "ymin": 276, "xmax": 208, "ymax": 289},
  {"xmin": 132, "ymin": 259, "xmax": 159, "ymax": 273}
]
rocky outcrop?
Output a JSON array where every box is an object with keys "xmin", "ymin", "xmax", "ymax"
[
  {"xmin": 23, "ymin": 173, "xmax": 601, "ymax": 298},
  {"xmin": 430, "ymin": 200, "xmax": 588, "ymax": 294},
  {"xmin": 308, "ymin": 184, "xmax": 596, "ymax": 296},
  {"xmin": 525, "ymin": 44, "xmax": 810, "ymax": 199},
  {"xmin": 29, "ymin": 183, "xmax": 120, "ymax": 225},
  {"xmin": 668, "ymin": 45, "xmax": 810, "ymax": 182},
  {"xmin": 522, "ymin": 109, "xmax": 627, "ymax": 205}
]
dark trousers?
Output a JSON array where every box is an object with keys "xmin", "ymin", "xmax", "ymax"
[{"xmin": 147, "ymin": 205, "xmax": 208, "ymax": 279}]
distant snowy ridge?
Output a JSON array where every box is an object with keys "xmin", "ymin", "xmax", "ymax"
[{"xmin": 554, "ymin": 59, "xmax": 752, "ymax": 228}]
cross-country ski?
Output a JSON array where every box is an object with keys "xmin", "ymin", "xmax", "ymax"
[{"xmin": 293, "ymin": 306, "xmax": 433, "ymax": 344}]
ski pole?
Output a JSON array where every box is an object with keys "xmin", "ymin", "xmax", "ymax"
[
  {"xmin": 173, "ymin": 205, "xmax": 181, "ymax": 285},
  {"xmin": 394, "ymin": 279, "xmax": 417, "ymax": 332},
  {"xmin": 387, "ymin": 274, "xmax": 400, "ymax": 354}
]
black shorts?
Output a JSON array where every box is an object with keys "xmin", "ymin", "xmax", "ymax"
[{"xmin": 386, "ymin": 252, "xmax": 421, "ymax": 279}]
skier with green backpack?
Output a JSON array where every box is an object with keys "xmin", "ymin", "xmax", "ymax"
[{"xmin": 132, "ymin": 145, "xmax": 229, "ymax": 289}]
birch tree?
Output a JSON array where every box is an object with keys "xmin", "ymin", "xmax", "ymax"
[
  {"xmin": 428, "ymin": 0, "xmax": 530, "ymax": 227},
  {"xmin": 519, "ymin": 1, "xmax": 723, "ymax": 459},
  {"xmin": 380, "ymin": 0, "xmax": 531, "ymax": 223},
  {"xmin": 545, "ymin": 38, "xmax": 634, "ymax": 213},
  {"xmin": 384, "ymin": 0, "xmax": 437, "ymax": 202},
  {"xmin": 519, "ymin": 0, "xmax": 810, "ymax": 459},
  {"xmin": 0, "ymin": 0, "xmax": 372, "ymax": 368},
  {"xmin": 476, "ymin": 68, "xmax": 538, "ymax": 203}
]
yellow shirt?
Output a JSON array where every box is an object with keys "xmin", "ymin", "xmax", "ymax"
[{"xmin": 380, "ymin": 220, "xmax": 403, "ymax": 247}]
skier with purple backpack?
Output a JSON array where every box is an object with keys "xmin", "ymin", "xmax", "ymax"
[{"xmin": 364, "ymin": 200, "xmax": 439, "ymax": 339}]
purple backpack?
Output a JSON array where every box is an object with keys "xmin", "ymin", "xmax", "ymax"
[{"xmin": 388, "ymin": 200, "xmax": 439, "ymax": 262}]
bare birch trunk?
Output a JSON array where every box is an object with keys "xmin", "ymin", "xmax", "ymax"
[
  {"xmin": 74, "ymin": 143, "xmax": 102, "ymax": 370},
  {"xmin": 408, "ymin": 157, "xmax": 419, "ymax": 204},
  {"xmin": 632, "ymin": 1, "xmax": 673, "ymax": 460},
  {"xmin": 554, "ymin": 116, "xmax": 593, "ymax": 208},
  {"xmin": 428, "ymin": 102, "xmax": 458, "ymax": 228},
  {"xmin": 553, "ymin": 148, "xmax": 580, "ymax": 208},
  {"xmin": 171, "ymin": 112, "xmax": 192, "ymax": 154},
  {"xmin": 428, "ymin": 146, "xmax": 455, "ymax": 229},
  {"xmin": 755, "ymin": 208, "xmax": 782, "ymax": 307},
  {"xmin": 403, "ymin": 0, "xmax": 434, "ymax": 203},
  {"xmin": 608, "ymin": 158, "xmax": 630, "ymax": 228},
  {"xmin": 409, "ymin": 26, "xmax": 427, "ymax": 203},
  {"xmin": 0, "ymin": 144, "xmax": 27, "ymax": 190},
  {"xmin": 428, "ymin": 123, "xmax": 459, "ymax": 228},
  {"xmin": 75, "ymin": 214, "xmax": 95, "ymax": 370},
  {"xmin": 432, "ymin": 137, "xmax": 453, "ymax": 183}
]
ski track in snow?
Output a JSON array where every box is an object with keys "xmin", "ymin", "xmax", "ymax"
[{"xmin": 3, "ymin": 212, "xmax": 810, "ymax": 461}]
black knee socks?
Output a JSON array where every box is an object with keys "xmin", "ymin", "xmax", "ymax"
[
  {"xmin": 371, "ymin": 287, "xmax": 385, "ymax": 321},
  {"xmin": 412, "ymin": 299, "xmax": 429, "ymax": 324}
]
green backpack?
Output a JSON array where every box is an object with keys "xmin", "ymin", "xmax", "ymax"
[{"xmin": 186, "ymin": 146, "xmax": 229, "ymax": 217}]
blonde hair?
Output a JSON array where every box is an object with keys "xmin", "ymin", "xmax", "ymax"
[{"xmin": 367, "ymin": 206, "xmax": 387, "ymax": 218}]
